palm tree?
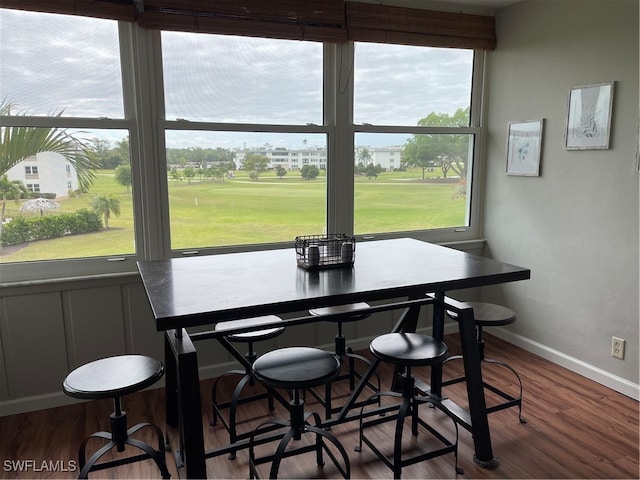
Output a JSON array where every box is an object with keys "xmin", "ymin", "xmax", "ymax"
[
  {"xmin": 91, "ymin": 194, "xmax": 121, "ymax": 229},
  {"xmin": 0, "ymin": 174, "xmax": 28, "ymax": 237},
  {"xmin": 357, "ymin": 148, "xmax": 372, "ymax": 166},
  {"xmin": 0, "ymin": 100, "xmax": 96, "ymax": 192}
]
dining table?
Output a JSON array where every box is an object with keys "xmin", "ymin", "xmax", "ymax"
[{"xmin": 137, "ymin": 237, "xmax": 530, "ymax": 478}]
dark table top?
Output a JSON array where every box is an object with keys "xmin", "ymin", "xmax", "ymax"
[{"xmin": 137, "ymin": 238, "xmax": 530, "ymax": 331}]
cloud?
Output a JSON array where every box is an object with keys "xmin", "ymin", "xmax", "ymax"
[
  {"xmin": 0, "ymin": 9, "xmax": 124, "ymax": 118},
  {"xmin": 162, "ymin": 32, "xmax": 323, "ymax": 124},
  {"xmin": 353, "ymin": 42, "xmax": 473, "ymax": 125},
  {"xmin": 1, "ymin": 9, "xmax": 474, "ymax": 149}
]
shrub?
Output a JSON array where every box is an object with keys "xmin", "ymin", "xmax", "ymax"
[
  {"xmin": 1, "ymin": 209, "xmax": 102, "ymax": 246},
  {"xmin": 27, "ymin": 192, "xmax": 56, "ymax": 199}
]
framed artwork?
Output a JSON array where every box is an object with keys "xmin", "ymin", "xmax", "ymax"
[
  {"xmin": 564, "ymin": 82, "xmax": 614, "ymax": 150},
  {"xmin": 506, "ymin": 119, "xmax": 543, "ymax": 176}
]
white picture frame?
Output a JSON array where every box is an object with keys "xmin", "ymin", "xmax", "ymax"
[
  {"xmin": 506, "ymin": 119, "xmax": 543, "ymax": 176},
  {"xmin": 564, "ymin": 82, "xmax": 614, "ymax": 150}
]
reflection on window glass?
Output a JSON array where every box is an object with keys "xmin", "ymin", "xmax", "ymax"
[
  {"xmin": 162, "ymin": 33, "xmax": 323, "ymax": 125},
  {"xmin": 353, "ymin": 42, "xmax": 475, "ymax": 236},
  {"xmin": 166, "ymin": 131, "xmax": 327, "ymax": 250},
  {"xmin": 0, "ymin": 9, "xmax": 124, "ymax": 118},
  {"xmin": 0, "ymin": 129, "xmax": 135, "ymax": 263},
  {"xmin": 353, "ymin": 133, "xmax": 473, "ymax": 235},
  {"xmin": 354, "ymin": 43, "xmax": 473, "ymax": 127},
  {"xmin": 0, "ymin": 9, "xmax": 133, "ymax": 265}
]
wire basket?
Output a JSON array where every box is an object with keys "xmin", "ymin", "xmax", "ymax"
[{"xmin": 295, "ymin": 234, "xmax": 356, "ymax": 270}]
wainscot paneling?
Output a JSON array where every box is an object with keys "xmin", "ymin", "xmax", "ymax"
[
  {"xmin": 65, "ymin": 285, "xmax": 127, "ymax": 367},
  {"xmin": 123, "ymin": 281, "xmax": 165, "ymax": 360},
  {"xmin": 1, "ymin": 292, "xmax": 68, "ymax": 399}
]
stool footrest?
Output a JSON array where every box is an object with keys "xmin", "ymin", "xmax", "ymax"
[
  {"xmin": 78, "ymin": 423, "xmax": 170, "ymax": 479},
  {"xmin": 357, "ymin": 390, "xmax": 462, "ymax": 478},
  {"xmin": 249, "ymin": 411, "xmax": 350, "ymax": 479},
  {"xmin": 212, "ymin": 371, "xmax": 290, "ymax": 459},
  {"xmin": 442, "ymin": 355, "xmax": 526, "ymax": 423}
]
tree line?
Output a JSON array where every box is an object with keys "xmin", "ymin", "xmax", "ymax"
[{"xmin": 1, "ymin": 101, "xmax": 471, "ymax": 238}]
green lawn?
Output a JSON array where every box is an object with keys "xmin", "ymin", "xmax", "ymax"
[{"xmin": 0, "ymin": 168, "xmax": 466, "ymax": 262}]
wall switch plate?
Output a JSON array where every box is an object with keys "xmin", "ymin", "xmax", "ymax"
[{"xmin": 611, "ymin": 336, "xmax": 626, "ymax": 360}]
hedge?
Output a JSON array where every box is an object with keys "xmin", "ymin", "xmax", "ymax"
[{"xmin": 1, "ymin": 209, "xmax": 102, "ymax": 246}]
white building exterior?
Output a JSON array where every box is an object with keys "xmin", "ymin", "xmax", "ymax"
[
  {"xmin": 235, "ymin": 146, "xmax": 328, "ymax": 170},
  {"xmin": 6, "ymin": 151, "xmax": 79, "ymax": 199},
  {"xmin": 357, "ymin": 146, "xmax": 404, "ymax": 171},
  {"xmin": 234, "ymin": 145, "xmax": 403, "ymax": 171}
]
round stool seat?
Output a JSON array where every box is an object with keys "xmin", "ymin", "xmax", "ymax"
[
  {"xmin": 309, "ymin": 302, "xmax": 370, "ymax": 321},
  {"xmin": 447, "ymin": 302, "xmax": 516, "ymax": 326},
  {"xmin": 215, "ymin": 315, "xmax": 284, "ymax": 342},
  {"xmin": 63, "ymin": 355, "xmax": 164, "ymax": 400},
  {"xmin": 252, "ymin": 347, "xmax": 340, "ymax": 390},
  {"xmin": 370, "ymin": 333, "xmax": 448, "ymax": 367}
]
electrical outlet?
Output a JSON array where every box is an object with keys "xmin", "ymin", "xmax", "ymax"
[{"xmin": 611, "ymin": 336, "xmax": 626, "ymax": 360}]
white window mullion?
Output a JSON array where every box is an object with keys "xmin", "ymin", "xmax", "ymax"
[
  {"xmin": 468, "ymin": 49, "xmax": 487, "ymax": 235},
  {"xmin": 326, "ymin": 42, "xmax": 355, "ymax": 235},
  {"xmin": 126, "ymin": 24, "xmax": 171, "ymax": 260}
]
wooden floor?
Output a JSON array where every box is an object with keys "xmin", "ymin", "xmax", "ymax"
[{"xmin": 1, "ymin": 333, "xmax": 638, "ymax": 479}]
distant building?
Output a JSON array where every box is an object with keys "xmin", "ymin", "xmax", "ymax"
[
  {"xmin": 236, "ymin": 146, "xmax": 327, "ymax": 171},
  {"xmin": 234, "ymin": 145, "xmax": 402, "ymax": 171},
  {"xmin": 6, "ymin": 151, "xmax": 79, "ymax": 199},
  {"xmin": 357, "ymin": 146, "xmax": 404, "ymax": 171}
]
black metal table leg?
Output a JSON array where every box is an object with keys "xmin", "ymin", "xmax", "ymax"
[
  {"xmin": 166, "ymin": 329, "xmax": 207, "ymax": 478},
  {"xmin": 457, "ymin": 306, "xmax": 497, "ymax": 468},
  {"xmin": 430, "ymin": 292, "xmax": 445, "ymax": 397},
  {"xmin": 165, "ymin": 332, "xmax": 179, "ymax": 427}
]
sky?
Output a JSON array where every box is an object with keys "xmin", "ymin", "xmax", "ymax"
[{"xmin": 0, "ymin": 8, "xmax": 473, "ymax": 150}]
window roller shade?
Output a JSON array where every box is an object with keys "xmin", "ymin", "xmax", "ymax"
[
  {"xmin": 0, "ymin": 0, "xmax": 134, "ymax": 21},
  {"xmin": 0, "ymin": 0, "xmax": 496, "ymax": 49},
  {"xmin": 346, "ymin": 2, "xmax": 496, "ymax": 50},
  {"xmin": 137, "ymin": 0, "xmax": 348, "ymax": 42}
]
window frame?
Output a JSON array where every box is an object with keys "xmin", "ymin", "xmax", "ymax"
[
  {"xmin": 0, "ymin": 20, "xmax": 139, "ymax": 283},
  {"xmin": 0, "ymin": 17, "xmax": 486, "ymax": 284},
  {"xmin": 327, "ymin": 42, "xmax": 485, "ymax": 245}
]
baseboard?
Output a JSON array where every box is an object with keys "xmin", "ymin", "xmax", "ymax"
[
  {"xmin": 490, "ymin": 327, "xmax": 640, "ymax": 401},
  {"xmin": 0, "ymin": 380, "xmax": 172, "ymax": 417},
  {"xmin": 0, "ymin": 391, "xmax": 79, "ymax": 417}
]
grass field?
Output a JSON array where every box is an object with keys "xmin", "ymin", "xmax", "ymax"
[{"xmin": 0, "ymin": 168, "xmax": 466, "ymax": 263}]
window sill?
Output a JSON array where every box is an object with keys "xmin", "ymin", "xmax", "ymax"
[{"xmin": 0, "ymin": 237, "xmax": 486, "ymax": 292}]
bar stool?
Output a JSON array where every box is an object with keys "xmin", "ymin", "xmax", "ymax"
[
  {"xmin": 444, "ymin": 301, "xmax": 526, "ymax": 423},
  {"xmin": 308, "ymin": 302, "xmax": 381, "ymax": 419},
  {"xmin": 248, "ymin": 347, "xmax": 351, "ymax": 479},
  {"xmin": 62, "ymin": 355, "xmax": 170, "ymax": 479},
  {"xmin": 356, "ymin": 333, "xmax": 462, "ymax": 479},
  {"xmin": 211, "ymin": 315, "xmax": 285, "ymax": 459}
]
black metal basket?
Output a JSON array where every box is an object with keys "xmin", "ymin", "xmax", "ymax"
[{"xmin": 295, "ymin": 234, "xmax": 356, "ymax": 270}]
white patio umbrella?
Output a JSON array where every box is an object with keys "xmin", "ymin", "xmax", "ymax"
[{"xmin": 20, "ymin": 198, "xmax": 60, "ymax": 216}]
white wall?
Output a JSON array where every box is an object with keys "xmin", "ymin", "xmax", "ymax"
[{"xmin": 481, "ymin": 0, "xmax": 639, "ymax": 397}]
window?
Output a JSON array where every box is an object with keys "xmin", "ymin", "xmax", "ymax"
[
  {"xmin": 0, "ymin": 9, "xmax": 135, "ymax": 276},
  {"xmin": 0, "ymin": 7, "xmax": 485, "ymax": 283},
  {"xmin": 161, "ymin": 33, "xmax": 326, "ymax": 251},
  {"xmin": 352, "ymin": 42, "xmax": 479, "ymax": 236}
]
